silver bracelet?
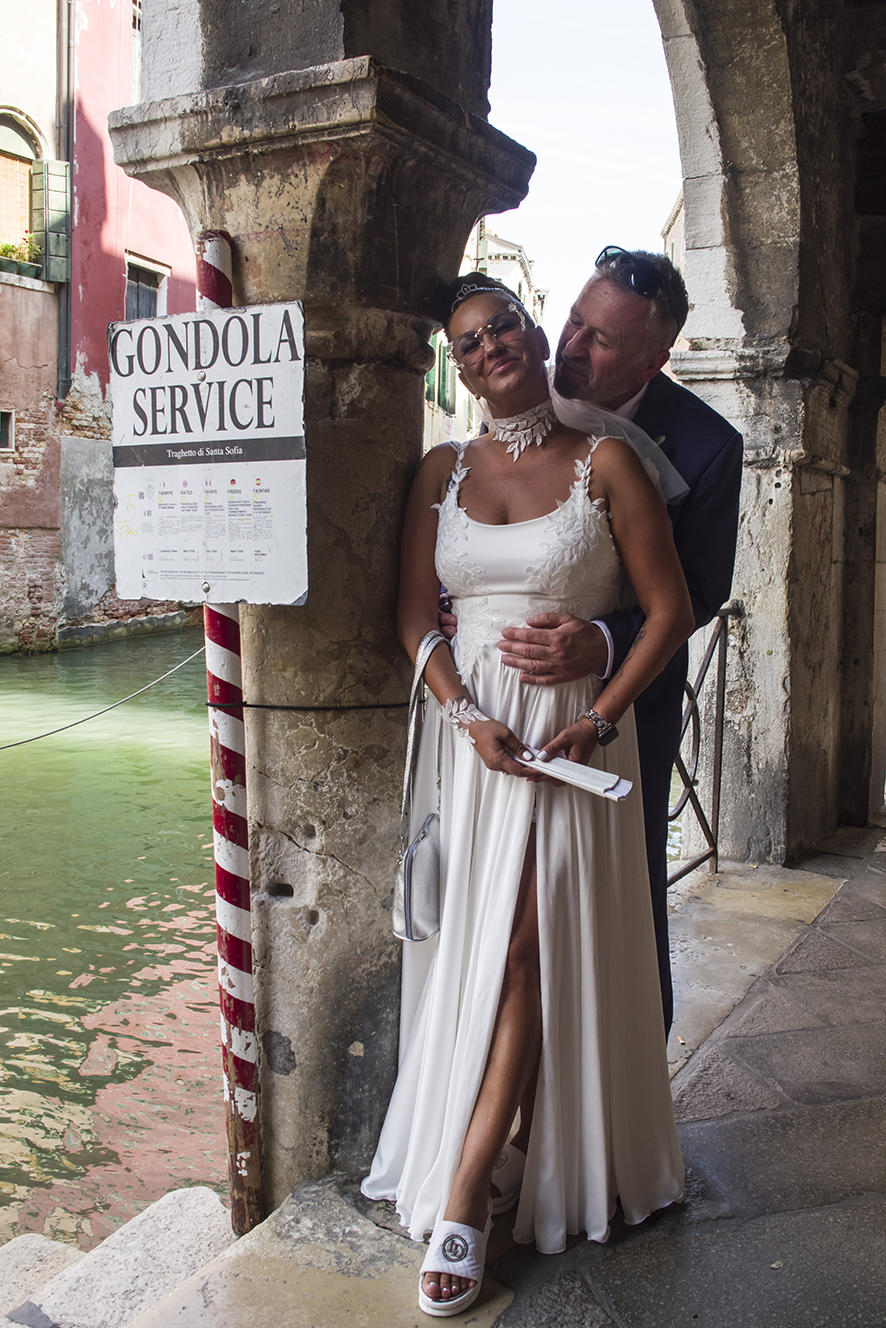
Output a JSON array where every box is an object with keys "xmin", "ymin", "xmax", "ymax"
[{"xmin": 443, "ymin": 697, "xmax": 490, "ymax": 743}]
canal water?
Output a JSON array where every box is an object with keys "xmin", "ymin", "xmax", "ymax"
[
  {"xmin": 0, "ymin": 628, "xmax": 685, "ymax": 1253},
  {"xmin": 0, "ymin": 629, "xmax": 226, "ymax": 1249}
]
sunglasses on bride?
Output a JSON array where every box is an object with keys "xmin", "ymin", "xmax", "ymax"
[{"xmin": 446, "ymin": 305, "xmax": 528, "ymax": 367}]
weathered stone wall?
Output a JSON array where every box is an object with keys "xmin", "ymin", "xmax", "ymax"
[
  {"xmin": 60, "ymin": 435, "xmax": 114, "ymax": 619},
  {"xmin": 111, "ymin": 11, "xmax": 533, "ymax": 1205},
  {"xmin": 0, "ymin": 275, "xmax": 63, "ymax": 650},
  {"xmin": 0, "ymin": 276, "xmax": 195, "ymax": 650},
  {"xmin": 660, "ymin": 0, "xmax": 884, "ymax": 861},
  {"xmin": 145, "ymin": 0, "xmax": 492, "ymax": 115}
]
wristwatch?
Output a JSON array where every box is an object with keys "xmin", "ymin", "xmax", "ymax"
[{"xmin": 578, "ymin": 708, "xmax": 619, "ymax": 746}]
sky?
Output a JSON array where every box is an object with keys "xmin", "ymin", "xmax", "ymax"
[{"xmin": 487, "ymin": 0, "xmax": 683, "ymax": 342}]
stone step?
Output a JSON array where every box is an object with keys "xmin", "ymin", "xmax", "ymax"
[
  {"xmin": 3, "ymin": 1187, "xmax": 235, "ymax": 1328},
  {"xmin": 122, "ymin": 1178, "xmax": 513, "ymax": 1328},
  {"xmin": 0, "ymin": 1236, "xmax": 85, "ymax": 1319}
]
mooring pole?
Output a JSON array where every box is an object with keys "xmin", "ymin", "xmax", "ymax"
[{"xmin": 197, "ymin": 230, "xmax": 264, "ymax": 1233}]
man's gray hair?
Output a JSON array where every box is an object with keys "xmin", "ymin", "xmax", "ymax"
[{"xmin": 595, "ymin": 250, "xmax": 689, "ymax": 344}]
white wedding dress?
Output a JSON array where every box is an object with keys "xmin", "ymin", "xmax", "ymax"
[{"xmin": 362, "ymin": 438, "xmax": 684, "ymax": 1254}]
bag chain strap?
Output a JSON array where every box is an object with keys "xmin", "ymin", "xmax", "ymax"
[{"xmin": 398, "ymin": 630, "xmax": 447, "ymax": 852}]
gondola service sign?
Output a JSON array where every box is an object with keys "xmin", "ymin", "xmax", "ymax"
[{"xmin": 109, "ymin": 302, "xmax": 306, "ymax": 604}]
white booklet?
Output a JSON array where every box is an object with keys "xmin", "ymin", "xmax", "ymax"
[{"xmin": 515, "ymin": 747, "xmax": 633, "ymax": 801}]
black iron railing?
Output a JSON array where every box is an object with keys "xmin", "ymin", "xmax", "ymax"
[{"xmin": 667, "ymin": 601, "xmax": 744, "ymax": 886}]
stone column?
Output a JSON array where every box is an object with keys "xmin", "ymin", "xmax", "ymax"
[
  {"xmin": 674, "ymin": 344, "xmax": 859, "ymax": 865},
  {"xmin": 110, "ymin": 48, "xmax": 533, "ymax": 1206},
  {"xmin": 658, "ymin": 0, "xmax": 872, "ymax": 864}
]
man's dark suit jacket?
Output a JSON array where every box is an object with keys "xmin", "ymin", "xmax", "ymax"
[{"xmin": 602, "ymin": 370, "xmax": 744, "ymax": 1034}]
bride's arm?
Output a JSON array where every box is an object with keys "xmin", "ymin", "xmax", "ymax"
[
  {"xmin": 398, "ymin": 448, "xmax": 541, "ymax": 779},
  {"xmin": 540, "ymin": 437, "xmax": 694, "ymax": 764}
]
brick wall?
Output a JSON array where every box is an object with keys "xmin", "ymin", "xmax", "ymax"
[{"xmin": 0, "ymin": 526, "xmax": 64, "ymax": 651}]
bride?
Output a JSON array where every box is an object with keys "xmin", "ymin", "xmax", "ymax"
[{"xmin": 362, "ymin": 273, "xmax": 693, "ymax": 1316}]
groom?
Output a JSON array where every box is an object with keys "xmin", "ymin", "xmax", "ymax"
[{"xmin": 498, "ymin": 248, "xmax": 743, "ymax": 1036}]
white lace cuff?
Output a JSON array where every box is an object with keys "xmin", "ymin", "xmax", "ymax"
[{"xmin": 443, "ymin": 697, "xmax": 490, "ymax": 743}]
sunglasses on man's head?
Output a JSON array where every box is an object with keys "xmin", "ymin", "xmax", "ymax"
[{"xmin": 595, "ymin": 246, "xmax": 679, "ymax": 326}]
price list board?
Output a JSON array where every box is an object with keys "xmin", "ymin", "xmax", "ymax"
[{"xmin": 109, "ymin": 302, "xmax": 306, "ymax": 604}]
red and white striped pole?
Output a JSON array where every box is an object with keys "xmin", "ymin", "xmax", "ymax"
[
  {"xmin": 196, "ymin": 229, "xmax": 233, "ymax": 311},
  {"xmin": 197, "ymin": 230, "xmax": 264, "ymax": 1233}
]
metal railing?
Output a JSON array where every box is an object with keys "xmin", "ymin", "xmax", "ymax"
[{"xmin": 667, "ymin": 601, "xmax": 744, "ymax": 886}]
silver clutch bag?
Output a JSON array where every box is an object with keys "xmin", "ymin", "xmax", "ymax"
[
  {"xmin": 393, "ymin": 810, "xmax": 440, "ymax": 941},
  {"xmin": 392, "ymin": 630, "xmax": 445, "ymax": 942}
]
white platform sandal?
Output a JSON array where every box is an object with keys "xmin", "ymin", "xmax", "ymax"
[
  {"xmin": 491, "ymin": 1143, "xmax": 526, "ymax": 1215},
  {"xmin": 418, "ymin": 1202, "xmax": 493, "ymax": 1318}
]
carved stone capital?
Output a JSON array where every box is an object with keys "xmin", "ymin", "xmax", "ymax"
[
  {"xmin": 109, "ymin": 58, "xmax": 535, "ymax": 314},
  {"xmin": 672, "ymin": 344, "xmax": 792, "ymax": 382},
  {"xmin": 304, "ymin": 304, "xmax": 435, "ymax": 372}
]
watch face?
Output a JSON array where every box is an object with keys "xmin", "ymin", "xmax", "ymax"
[{"xmin": 598, "ymin": 725, "xmax": 618, "ymax": 746}]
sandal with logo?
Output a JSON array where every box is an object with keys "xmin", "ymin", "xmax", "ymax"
[
  {"xmin": 418, "ymin": 1202, "xmax": 492, "ymax": 1318},
  {"xmin": 491, "ymin": 1143, "xmax": 526, "ymax": 1215}
]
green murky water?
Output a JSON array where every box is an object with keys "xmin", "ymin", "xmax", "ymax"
[
  {"xmin": 0, "ymin": 629, "xmax": 686, "ymax": 1250},
  {"xmin": 0, "ymin": 629, "xmax": 226, "ymax": 1248}
]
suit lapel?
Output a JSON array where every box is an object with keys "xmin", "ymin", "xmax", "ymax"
[
  {"xmin": 634, "ymin": 374, "xmax": 680, "ymax": 464},
  {"xmin": 634, "ymin": 374, "xmax": 689, "ymax": 520}
]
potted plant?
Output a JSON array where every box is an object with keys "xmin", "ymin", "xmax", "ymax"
[
  {"xmin": 0, "ymin": 242, "xmax": 17, "ymax": 275},
  {"xmin": 14, "ymin": 233, "xmax": 42, "ymax": 278}
]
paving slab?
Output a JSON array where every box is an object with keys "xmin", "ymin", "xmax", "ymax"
[
  {"xmin": 125, "ymin": 1179, "xmax": 513, "ymax": 1328},
  {"xmin": 671, "ymin": 1046, "xmax": 785, "ymax": 1123},
  {"xmin": 774, "ymin": 926, "xmax": 871, "ymax": 974},
  {"xmin": 727, "ymin": 1021, "xmax": 886, "ymax": 1105},
  {"xmin": 5, "ymin": 1188, "xmax": 233, "ymax": 1328},
  {"xmin": 0, "ymin": 1238, "xmax": 83, "ymax": 1318},
  {"xmin": 585, "ymin": 1196, "xmax": 886, "ymax": 1328},
  {"xmin": 678, "ymin": 1098, "xmax": 886, "ymax": 1218},
  {"xmin": 818, "ymin": 878, "xmax": 886, "ymax": 923},
  {"xmin": 846, "ymin": 864, "xmax": 886, "ymax": 906},
  {"xmin": 722, "ymin": 967, "xmax": 886, "ymax": 1035},
  {"xmin": 667, "ymin": 863, "xmax": 842, "ymax": 1074},
  {"xmin": 819, "ymin": 917, "xmax": 886, "ymax": 961},
  {"xmin": 494, "ymin": 1268, "xmax": 616, "ymax": 1327},
  {"xmin": 814, "ymin": 825, "xmax": 886, "ymax": 858}
]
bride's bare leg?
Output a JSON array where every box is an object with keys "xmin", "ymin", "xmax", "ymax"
[
  {"xmin": 422, "ymin": 830, "xmax": 541, "ymax": 1305},
  {"xmin": 510, "ymin": 1063, "xmax": 539, "ymax": 1156}
]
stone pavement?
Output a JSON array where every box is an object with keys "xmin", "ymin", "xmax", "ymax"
[
  {"xmin": 15, "ymin": 826, "xmax": 886, "ymax": 1328},
  {"xmin": 489, "ymin": 825, "xmax": 886, "ymax": 1327}
]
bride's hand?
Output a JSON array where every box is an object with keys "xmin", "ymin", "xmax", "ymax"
[
  {"xmin": 468, "ymin": 720, "xmax": 551, "ymax": 782},
  {"xmin": 538, "ymin": 717, "xmax": 599, "ymax": 767}
]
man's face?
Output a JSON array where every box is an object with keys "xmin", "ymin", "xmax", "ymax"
[{"xmin": 553, "ymin": 275, "xmax": 670, "ymax": 410}]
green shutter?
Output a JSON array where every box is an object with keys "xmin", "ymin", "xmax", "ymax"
[
  {"xmin": 425, "ymin": 331, "xmax": 439, "ymax": 404},
  {"xmin": 30, "ymin": 160, "xmax": 71, "ymax": 283}
]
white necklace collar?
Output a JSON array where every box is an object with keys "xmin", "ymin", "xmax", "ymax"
[{"xmin": 477, "ymin": 396, "xmax": 557, "ymax": 461}]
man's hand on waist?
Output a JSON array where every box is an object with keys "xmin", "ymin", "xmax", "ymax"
[
  {"xmin": 498, "ymin": 613, "xmax": 608, "ymax": 685},
  {"xmin": 438, "ymin": 591, "xmax": 457, "ymax": 642}
]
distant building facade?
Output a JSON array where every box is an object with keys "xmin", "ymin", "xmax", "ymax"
[
  {"xmin": 661, "ymin": 190, "xmax": 689, "ymax": 359},
  {"xmin": 424, "ymin": 219, "xmax": 547, "ymax": 449},
  {"xmin": 0, "ymin": 0, "xmax": 197, "ymax": 651}
]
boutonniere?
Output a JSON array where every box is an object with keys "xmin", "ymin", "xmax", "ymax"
[{"xmin": 653, "ymin": 435, "xmax": 666, "ymax": 448}]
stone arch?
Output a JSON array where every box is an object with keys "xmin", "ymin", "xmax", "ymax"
[
  {"xmin": 0, "ymin": 107, "xmax": 49, "ymax": 160},
  {"xmin": 654, "ymin": 0, "xmax": 799, "ymax": 347},
  {"xmin": 652, "ymin": 0, "xmax": 886, "ymax": 860}
]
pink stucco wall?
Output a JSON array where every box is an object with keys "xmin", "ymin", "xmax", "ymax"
[{"xmin": 71, "ymin": 0, "xmax": 196, "ymax": 391}]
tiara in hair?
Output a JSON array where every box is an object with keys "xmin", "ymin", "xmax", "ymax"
[{"xmin": 450, "ymin": 282, "xmax": 526, "ymax": 315}]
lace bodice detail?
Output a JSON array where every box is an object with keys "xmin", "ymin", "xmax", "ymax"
[{"xmin": 435, "ymin": 440, "xmax": 628, "ymax": 675}]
